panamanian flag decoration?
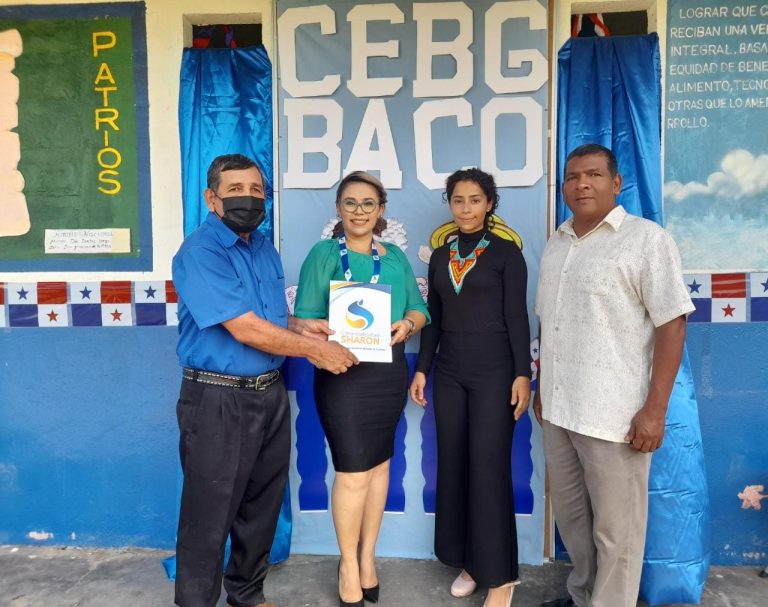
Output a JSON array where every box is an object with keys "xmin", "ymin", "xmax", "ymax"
[
  {"xmin": 37, "ymin": 282, "xmax": 69, "ymax": 328},
  {"xmin": 572, "ymin": 13, "xmax": 609, "ymax": 37},
  {"xmin": 3, "ymin": 281, "xmax": 180, "ymax": 327},
  {"xmin": 685, "ymin": 273, "xmax": 748, "ymax": 322},
  {"xmin": 683, "ymin": 272, "xmax": 768, "ymax": 323},
  {"xmin": 101, "ymin": 281, "xmax": 133, "ymax": 326},
  {"xmin": 750, "ymin": 272, "xmax": 768, "ymax": 322},
  {"xmin": 1, "ymin": 277, "xmax": 767, "ymax": 327},
  {"xmin": 711, "ymin": 273, "xmax": 747, "ymax": 323}
]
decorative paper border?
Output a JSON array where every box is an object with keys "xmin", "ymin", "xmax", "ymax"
[
  {"xmin": 1, "ymin": 273, "xmax": 766, "ymax": 328},
  {"xmin": 685, "ymin": 273, "xmax": 768, "ymax": 323},
  {"xmin": 0, "ymin": 281, "xmax": 177, "ymax": 327}
]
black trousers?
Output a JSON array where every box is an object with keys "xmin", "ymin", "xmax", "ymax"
[
  {"xmin": 174, "ymin": 376, "xmax": 290, "ymax": 607},
  {"xmin": 432, "ymin": 332, "xmax": 519, "ymax": 587}
]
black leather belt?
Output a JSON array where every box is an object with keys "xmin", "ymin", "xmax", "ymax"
[{"xmin": 183, "ymin": 368, "xmax": 280, "ymax": 390}]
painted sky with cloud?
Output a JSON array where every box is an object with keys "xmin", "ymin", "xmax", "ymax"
[{"xmin": 665, "ymin": 149, "xmax": 768, "ymax": 271}]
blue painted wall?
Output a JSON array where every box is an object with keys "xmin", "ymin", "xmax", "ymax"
[
  {"xmin": 1, "ymin": 321, "xmax": 765, "ymax": 565},
  {"xmin": 0, "ymin": 328, "xmax": 180, "ymax": 547},
  {"xmin": 686, "ymin": 322, "xmax": 768, "ymax": 565},
  {"xmin": 0, "ymin": 325, "xmax": 541, "ymax": 559}
]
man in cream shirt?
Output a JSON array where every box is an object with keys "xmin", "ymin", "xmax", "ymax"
[{"xmin": 533, "ymin": 144, "xmax": 694, "ymax": 607}]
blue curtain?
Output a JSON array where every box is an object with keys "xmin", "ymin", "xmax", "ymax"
[
  {"xmin": 165, "ymin": 46, "xmax": 290, "ymax": 577},
  {"xmin": 179, "ymin": 47, "xmax": 275, "ymax": 240},
  {"xmin": 557, "ymin": 36, "xmax": 710, "ymax": 606},
  {"xmin": 556, "ymin": 36, "xmax": 662, "ymax": 226}
]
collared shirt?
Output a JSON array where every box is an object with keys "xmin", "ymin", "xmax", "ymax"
[
  {"xmin": 173, "ymin": 212, "xmax": 288, "ymax": 376},
  {"xmin": 534, "ymin": 205, "xmax": 695, "ymax": 442}
]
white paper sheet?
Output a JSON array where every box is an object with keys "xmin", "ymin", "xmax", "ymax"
[{"xmin": 328, "ymin": 280, "xmax": 392, "ymax": 363}]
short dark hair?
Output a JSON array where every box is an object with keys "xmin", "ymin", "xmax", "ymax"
[
  {"xmin": 206, "ymin": 154, "xmax": 263, "ymax": 191},
  {"xmin": 565, "ymin": 144, "xmax": 619, "ymax": 177},
  {"xmin": 332, "ymin": 171, "xmax": 388, "ymax": 238},
  {"xmin": 444, "ymin": 167, "xmax": 500, "ymax": 222}
]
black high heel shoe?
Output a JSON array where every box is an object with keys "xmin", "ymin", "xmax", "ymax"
[
  {"xmin": 362, "ymin": 584, "xmax": 380, "ymax": 603},
  {"xmin": 338, "ymin": 560, "xmax": 364, "ymax": 607}
]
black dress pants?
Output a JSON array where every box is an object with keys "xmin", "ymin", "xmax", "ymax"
[
  {"xmin": 432, "ymin": 332, "xmax": 519, "ymax": 587},
  {"xmin": 174, "ymin": 377, "xmax": 290, "ymax": 607}
]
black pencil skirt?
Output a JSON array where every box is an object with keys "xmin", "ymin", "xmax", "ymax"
[{"xmin": 314, "ymin": 342, "xmax": 408, "ymax": 472}]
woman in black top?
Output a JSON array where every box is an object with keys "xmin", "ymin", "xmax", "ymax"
[{"xmin": 409, "ymin": 168, "xmax": 531, "ymax": 607}]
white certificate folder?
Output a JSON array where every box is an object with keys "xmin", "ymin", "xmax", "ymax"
[{"xmin": 328, "ymin": 281, "xmax": 392, "ymax": 363}]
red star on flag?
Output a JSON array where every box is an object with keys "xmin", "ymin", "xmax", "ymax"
[
  {"xmin": 722, "ymin": 304, "xmax": 735, "ymax": 317},
  {"xmin": 47, "ymin": 310, "xmax": 59, "ymax": 322},
  {"xmin": 111, "ymin": 309, "xmax": 123, "ymax": 321}
]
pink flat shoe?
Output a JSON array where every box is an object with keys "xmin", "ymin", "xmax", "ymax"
[
  {"xmin": 450, "ymin": 571, "xmax": 477, "ymax": 597},
  {"xmin": 482, "ymin": 580, "xmax": 520, "ymax": 607}
]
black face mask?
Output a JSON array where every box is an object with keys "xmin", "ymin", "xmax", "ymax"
[{"xmin": 218, "ymin": 195, "xmax": 266, "ymax": 233}]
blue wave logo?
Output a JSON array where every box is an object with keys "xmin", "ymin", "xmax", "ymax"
[{"xmin": 345, "ymin": 299, "xmax": 374, "ymax": 330}]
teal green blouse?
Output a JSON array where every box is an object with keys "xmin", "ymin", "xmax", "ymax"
[{"xmin": 295, "ymin": 239, "xmax": 430, "ymax": 324}]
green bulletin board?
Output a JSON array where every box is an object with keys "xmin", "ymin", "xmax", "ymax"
[{"xmin": 0, "ymin": 2, "xmax": 151, "ymax": 271}]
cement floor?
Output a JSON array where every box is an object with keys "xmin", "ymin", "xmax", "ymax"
[{"xmin": 1, "ymin": 546, "xmax": 766, "ymax": 607}]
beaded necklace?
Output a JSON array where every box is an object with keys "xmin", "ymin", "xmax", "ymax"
[{"xmin": 448, "ymin": 232, "xmax": 490, "ymax": 294}]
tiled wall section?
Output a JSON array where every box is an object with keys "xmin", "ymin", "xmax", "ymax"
[
  {"xmin": 1, "ymin": 273, "xmax": 766, "ymax": 327},
  {"xmin": 0, "ymin": 281, "xmax": 178, "ymax": 327},
  {"xmin": 685, "ymin": 273, "xmax": 768, "ymax": 323}
]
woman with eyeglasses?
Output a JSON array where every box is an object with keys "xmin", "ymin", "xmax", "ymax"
[
  {"xmin": 294, "ymin": 171, "xmax": 429, "ymax": 607},
  {"xmin": 409, "ymin": 168, "xmax": 531, "ymax": 607}
]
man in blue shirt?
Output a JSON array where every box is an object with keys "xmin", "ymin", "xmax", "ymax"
[{"xmin": 172, "ymin": 154, "xmax": 357, "ymax": 607}]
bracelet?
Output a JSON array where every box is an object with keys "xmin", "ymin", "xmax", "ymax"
[{"xmin": 403, "ymin": 318, "xmax": 416, "ymax": 335}]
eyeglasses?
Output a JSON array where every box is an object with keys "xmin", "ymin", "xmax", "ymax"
[{"xmin": 340, "ymin": 199, "xmax": 380, "ymax": 214}]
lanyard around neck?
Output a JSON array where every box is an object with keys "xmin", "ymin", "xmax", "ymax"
[{"xmin": 338, "ymin": 232, "xmax": 381, "ymax": 284}]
